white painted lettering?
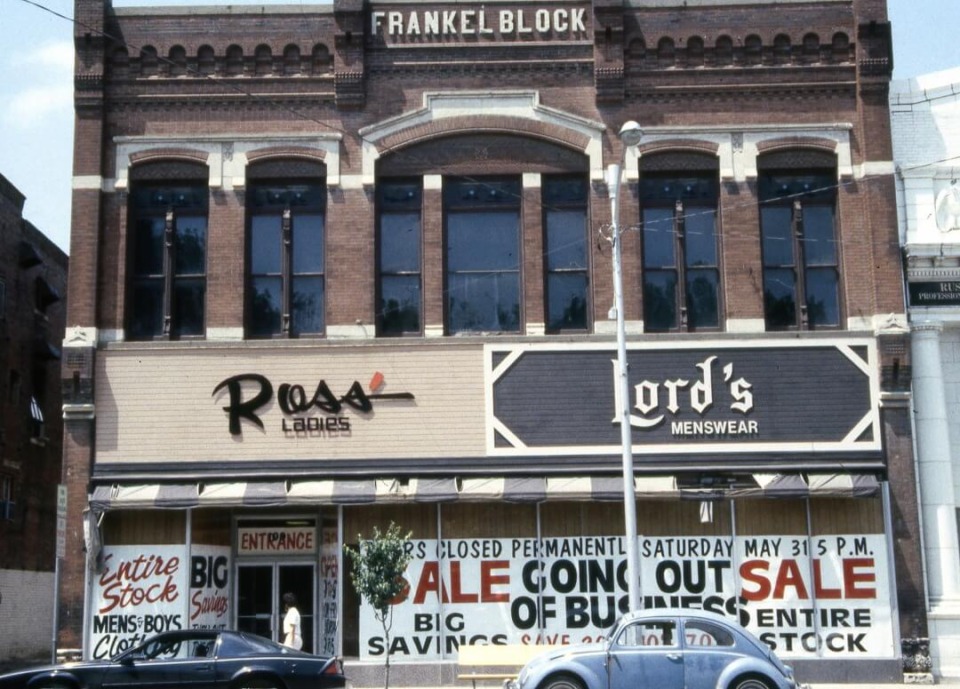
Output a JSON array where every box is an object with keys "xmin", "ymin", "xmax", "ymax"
[
  {"xmin": 461, "ymin": 10, "xmax": 476, "ymax": 34},
  {"xmin": 442, "ymin": 10, "xmax": 457, "ymax": 34},
  {"xmin": 500, "ymin": 9, "xmax": 514, "ymax": 33}
]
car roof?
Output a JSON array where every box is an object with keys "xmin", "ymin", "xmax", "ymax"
[{"xmin": 620, "ymin": 608, "xmax": 736, "ymax": 625}]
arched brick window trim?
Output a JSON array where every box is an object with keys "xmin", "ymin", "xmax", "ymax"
[
  {"xmin": 637, "ymin": 139, "xmax": 719, "ymax": 158},
  {"xmin": 129, "ymin": 149, "xmax": 209, "ymax": 168},
  {"xmin": 246, "ymin": 147, "xmax": 327, "ymax": 165},
  {"xmin": 756, "ymin": 137, "xmax": 837, "ymax": 158},
  {"xmin": 375, "ymin": 115, "xmax": 591, "ymax": 156}
]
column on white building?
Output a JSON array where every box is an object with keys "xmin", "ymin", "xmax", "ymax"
[{"xmin": 913, "ymin": 320, "xmax": 960, "ymax": 608}]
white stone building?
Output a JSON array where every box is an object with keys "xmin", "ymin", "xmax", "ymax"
[{"xmin": 893, "ymin": 66, "xmax": 960, "ymax": 680}]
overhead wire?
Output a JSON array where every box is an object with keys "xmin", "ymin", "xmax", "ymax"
[{"xmin": 16, "ymin": 0, "xmax": 960, "ymax": 326}]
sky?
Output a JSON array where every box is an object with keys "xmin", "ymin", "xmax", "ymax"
[{"xmin": 2, "ymin": 0, "xmax": 958, "ymax": 255}]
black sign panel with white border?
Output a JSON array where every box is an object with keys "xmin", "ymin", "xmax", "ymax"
[{"xmin": 485, "ymin": 339, "xmax": 880, "ymax": 461}]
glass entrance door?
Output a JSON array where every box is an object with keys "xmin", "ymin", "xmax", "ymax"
[{"xmin": 237, "ymin": 563, "xmax": 316, "ymax": 652}]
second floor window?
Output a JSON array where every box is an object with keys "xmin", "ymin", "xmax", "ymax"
[
  {"xmin": 640, "ymin": 171, "xmax": 720, "ymax": 331},
  {"xmin": 377, "ymin": 180, "xmax": 422, "ymax": 336},
  {"xmin": 128, "ymin": 168, "xmax": 208, "ymax": 340},
  {"xmin": 445, "ymin": 177, "xmax": 521, "ymax": 334},
  {"xmin": 248, "ymin": 178, "xmax": 326, "ymax": 338},
  {"xmin": 760, "ymin": 169, "xmax": 840, "ymax": 330},
  {"xmin": 544, "ymin": 175, "xmax": 589, "ymax": 332}
]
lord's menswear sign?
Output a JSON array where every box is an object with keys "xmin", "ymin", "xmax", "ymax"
[{"xmin": 486, "ymin": 339, "xmax": 881, "ymax": 464}]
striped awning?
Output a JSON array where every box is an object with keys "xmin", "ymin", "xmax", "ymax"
[{"xmin": 88, "ymin": 473, "xmax": 879, "ymax": 510}]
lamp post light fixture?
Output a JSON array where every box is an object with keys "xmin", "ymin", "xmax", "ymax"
[{"xmin": 607, "ymin": 120, "xmax": 642, "ymax": 613}]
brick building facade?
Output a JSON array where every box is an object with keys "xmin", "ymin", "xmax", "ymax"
[
  {"xmin": 61, "ymin": 0, "xmax": 922, "ymax": 683},
  {"xmin": 0, "ymin": 172, "xmax": 67, "ymax": 659}
]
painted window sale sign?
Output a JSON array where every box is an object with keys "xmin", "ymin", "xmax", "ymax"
[
  {"xmin": 90, "ymin": 545, "xmax": 232, "ymax": 659},
  {"xmin": 358, "ymin": 535, "xmax": 894, "ymax": 660}
]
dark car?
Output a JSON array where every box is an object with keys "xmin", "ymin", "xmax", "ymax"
[
  {"xmin": 0, "ymin": 629, "xmax": 347, "ymax": 689},
  {"xmin": 508, "ymin": 608, "xmax": 805, "ymax": 689}
]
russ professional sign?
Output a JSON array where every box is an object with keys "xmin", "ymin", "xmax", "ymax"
[{"xmin": 486, "ymin": 339, "xmax": 880, "ymax": 462}]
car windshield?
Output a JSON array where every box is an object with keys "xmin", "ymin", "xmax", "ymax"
[{"xmin": 114, "ymin": 633, "xmax": 219, "ymax": 662}]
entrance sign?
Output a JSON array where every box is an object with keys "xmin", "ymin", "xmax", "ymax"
[
  {"xmin": 238, "ymin": 526, "xmax": 318, "ymax": 555},
  {"xmin": 358, "ymin": 535, "xmax": 894, "ymax": 660}
]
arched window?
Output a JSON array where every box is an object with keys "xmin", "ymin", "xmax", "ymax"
[
  {"xmin": 744, "ymin": 35, "xmax": 762, "ymax": 66},
  {"xmin": 773, "ymin": 34, "xmax": 792, "ymax": 65},
  {"xmin": 831, "ymin": 32, "xmax": 851, "ymax": 63},
  {"xmin": 255, "ymin": 44, "xmax": 273, "ymax": 76},
  {"xmin": 247, "ymin": 160, "xmax": 327, "ymax": 338},
  {"xmin": 197, "ymin": 45, "xmax": 216, "ymax": 76},
  {"xmin": 283, "ymin": 44, "xmax": 301, "ymax": 75},
  {"xmin": 657, "ymin": 37, "xmax": 676, "ymax": 68},
  {"xmin": 127, "ymin": 160, "xmax": 209, "ymax": 340},
  {"xmin": 140, "ymin": 45, "xmax": 159, "ymax": 77},
  {"xmin": 758, "ymin": 150, "xmax": 841, "ymax": 330},
  {"xmin": 802, "ymin": 33, "xmax": 821, "ymax": 63},
  {"xmin": 714, "ymin": 35, "xmax": 733, "ymax": 67},
  {"xmin": 226, "ymin": 44, "xmax": 244, "ymax": 76},
  {"xmin": 311, "ymin": 44, "xmax": 332, "ymax": 74},
  {"xmin": 639, "ymin": 152, "xmax": 722, "ymax": 332},
  {"xmin": 686, "ymin": 37, "xmax": 704, "ymax": 68},
  {"xmin": 168, "ymin": 45, "xmax": 187, "ymax": 77}
]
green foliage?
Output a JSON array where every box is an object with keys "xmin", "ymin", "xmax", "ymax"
[
  {"xmin": 344, "ymin": 522, "xmax": 413, "ymax": 688},
  {"xmin": 344, "ymin": 522, "xmax": 413, "ymax": 618}
]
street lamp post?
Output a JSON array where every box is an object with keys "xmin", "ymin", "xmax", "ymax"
[{"xmin": 607, "ymin": 120, "xmax": 643, "ymax": 613}]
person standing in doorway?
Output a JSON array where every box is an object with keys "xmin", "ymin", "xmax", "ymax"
[{"xmin": 282, "ymin": 592, "xmax": 303, "ymax": 650}]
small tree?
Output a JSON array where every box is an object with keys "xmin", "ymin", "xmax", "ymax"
[{"xmin": 344, "ymin": 522, "xmax": 413, "ymax": 689}]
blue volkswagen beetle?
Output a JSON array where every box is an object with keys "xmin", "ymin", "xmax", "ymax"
[{"xmin": 509, "ymin": 609, "xmax": 803, "ymax": 689}]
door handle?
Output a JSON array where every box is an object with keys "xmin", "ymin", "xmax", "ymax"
[{"xmin": 666, "ymin": 653, "xmax": 682, "ymax": 662}]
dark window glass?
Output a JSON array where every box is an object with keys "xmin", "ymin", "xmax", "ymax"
[
  {"xmin": 759, "ymin": 171, "xmax": 840, "ymax": 330},
  {"xmin": 445, "ymin": 178, "xmax": 521, "ymax": 334},
  {"xmin": 640, "ymin": 174, "xmax": 720, "ymax": 331},
  {"xmin": 248, "ymin": 182, "xmax": 325, "ymax": 337},
  {"xmin": 378, "ymin": 180, "xmax": 422, "ymax": 336},
  {"xmin": 544, "ymin": 176, "xmax": 589, "ymax": 331},
  {"xmin": 127, "ymin": 183, "xmax": 208, "ymax": 340}
]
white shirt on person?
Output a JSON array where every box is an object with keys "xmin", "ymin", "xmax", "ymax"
[{"xmin": 283, "ymin": 607, "xmax": 303, "ymax": 650}]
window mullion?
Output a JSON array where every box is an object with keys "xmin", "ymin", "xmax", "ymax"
[
  {"xmin": 162, "ymin": 209, "xmax": 175, "ymax": 338},
  {"xmin": 792, "ymin": 199, "xmax": 809, "ymax": 330},
  {"xmin": 281, "ymin": 208, "xmax": 293, "ymax": 336},
  {"xmin": 675, "ymin": 200, "xmax": 688, "ymax": 331}
]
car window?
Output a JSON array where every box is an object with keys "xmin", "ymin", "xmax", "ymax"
[
  {"xmin": 190, "ymin": 640, "xmax": 214, "ymax": 658},
  {"xmin": 683, "ymin": 620, "xmax": 735, "ymax": 648},
  {"xmin": 141, "ymin": 638, "xmax": 188, "ymax": 660},
  {"xmin": 617, "ymin": 620, "xmax": 678, "ymax": 648}
]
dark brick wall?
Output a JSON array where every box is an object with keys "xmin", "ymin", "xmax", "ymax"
[{"xmin": 0, "ymin": 174, "xmax": 68, "ymax": 572}]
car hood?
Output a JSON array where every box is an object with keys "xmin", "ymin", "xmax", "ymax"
[{"xmin": 0, "ymin": 659, "xmax": 110, "ymax": 681}]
